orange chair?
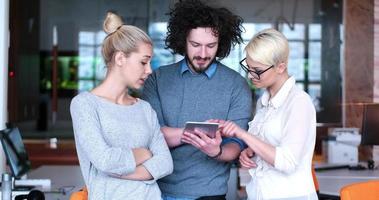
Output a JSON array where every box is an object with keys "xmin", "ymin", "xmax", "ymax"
[
  {"xmin": 340, "ymin": 180, "xmax": 379, "ymax": 200},
  {"xmin": 70, "ymin": 187, "xmax": 88, "ymax": 200},
  {"xmin": 311, "ymin": 165, "xmax": 319, "ymax": 193}
]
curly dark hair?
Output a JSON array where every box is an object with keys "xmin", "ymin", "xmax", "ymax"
[{"xmin": 165, "ymin": 0, "xmax": 244, "ymax": 59}]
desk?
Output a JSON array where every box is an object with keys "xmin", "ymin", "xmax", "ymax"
[
  {"xmin": 240, "ymin": 167, "xmax": 379, "ymax": 198},
  {"xmin": 316, "ymin": 168, "xmax": 379, "ymax": 197},
  {"xmin": 28, "ymin": 165, "xmax": 379, "ymax": 199},
  {"xmin": 27, "ymin": 165, "xmax": 239, "ymax": 200},
  {"xmin": 23, "ymin": 165, "xmax": 240, "ymax": 200},
  {"xmin": 27, "ymin": 165, "xmax": 83, "ymax": 200},
  {"xmin": 24, "ymin": 140, "xmax": 79, "ymax": 168}
]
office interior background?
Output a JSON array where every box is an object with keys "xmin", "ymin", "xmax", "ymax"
[
  {"xmin": 2, "ymin": 0, "xmax": 379, "ymax": 198},
  {"xmin": 11, "ymin": 0, "xmax": 343, "ymax": 137}
]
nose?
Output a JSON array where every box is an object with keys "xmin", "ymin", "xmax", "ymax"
[
  {"xmin": 247, "ymin": 72, "xmax": 255, "ymax": 81},
  {"xmin": 145, "ymin": 63, "xmax": 152, "ymax": 75},
  {"xmin": 200, "ymin": 46, "xmax": 207, "ymax": 58}
]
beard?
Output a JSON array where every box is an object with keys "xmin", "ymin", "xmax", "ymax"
[{"xmin": 187, "ymin": 56, "xmax": 214, "ymax": 73}]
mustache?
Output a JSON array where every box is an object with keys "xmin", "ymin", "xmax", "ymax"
[{"xmin": 192, "ymin": 56, "xmax": 211, "ymax": 61}]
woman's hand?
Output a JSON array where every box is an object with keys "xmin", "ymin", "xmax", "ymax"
[
  {"xmin": 239, "ymin": 148, "xmax": 257, "ymax": 169},
  {"xmin": 219, "ymin": 120, "xmax": 245, "ymax": 138},
  {"xmin": 132, "ymin": 148, "xmax": 152, "ymax": 165}
]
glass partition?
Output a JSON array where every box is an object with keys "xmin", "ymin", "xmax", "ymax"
[{"xmin": 10, "ymin": 0, "xmax": 343, "ymax": 138}]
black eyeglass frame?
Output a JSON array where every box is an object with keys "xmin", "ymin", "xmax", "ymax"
[{"xmin": 239, "ymin": 58, "xmax": 274, "ymax": 80}]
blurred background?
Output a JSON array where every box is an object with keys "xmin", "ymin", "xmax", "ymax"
[{"xmin": 9, "ymin": 0, "xmax": 344, "ymax": 140}]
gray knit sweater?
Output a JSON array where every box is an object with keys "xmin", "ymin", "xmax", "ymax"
[
  {"xmin": 142, "ymin": 60, "xmax": 252, "ymax": 198},
  {"xmin": 70, "ymin": 92, "xmax": 173, "ymax": 200}
]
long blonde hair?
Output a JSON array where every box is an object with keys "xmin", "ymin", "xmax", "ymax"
[{"xmin": 102, "ymin": 12, "xmax": 152, "ymax": 66}]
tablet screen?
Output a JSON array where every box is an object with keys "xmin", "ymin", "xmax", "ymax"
[{"xmin": 184, "ymin": 122, "xmax": 219, "ymax": 138}]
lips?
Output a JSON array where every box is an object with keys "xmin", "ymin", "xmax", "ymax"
[
  {"xmin": 193, "ymin": 57, "xmax": 210, "ymax": 66},
  {"xmin": 197, "ymin": 61, "xmax": 206, "ymax": 66},
  {"xmin": 139, "ymin": 78, "xmax": 146, "ymax": 84},
  {"xmin": 196, "ymin": 59, "xmax": 209, "ymax": 65}
]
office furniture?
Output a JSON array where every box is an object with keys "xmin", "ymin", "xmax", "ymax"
[
  {"xmin": 24, "ymin": 140, "xmax": 78, "ymax": 168},
  {"xmin": 316, "ymin": 168, "xmax": 379, "ymax": 197},
  {"xmin": 69, "ymin": 187, "xmax": 87, "ymax": 200},
  {"xmin": 27, "ymin": 165, "xmax": 83, "ymax": 200},
  {"xmin": 311, "ymin": 166, "xmax": 319, "ymax": 193},
  {"xmin": 27, "ymin": 165, "xmax": 238, "ymax": 200},
  {"xmin": 340, "ymin": 180, "xmax": 379, "ymax": 200},
  {"xmin": 237, "ymin": 166, "xmax": 320, "ymax": 200}
]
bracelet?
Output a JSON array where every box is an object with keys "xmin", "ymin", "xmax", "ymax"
[{"xmin": 210, "ymin": 146, "xmax": 223, "ymax": 159}]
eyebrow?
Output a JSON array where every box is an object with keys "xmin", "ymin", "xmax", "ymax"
[
  {"xmin": 251, "ymin": 67, "xmax": 263, "ymax": 70},
  {"xmin": 207, "ymin": 42, "xmax": 218, "ymax": 46},
  {"xmin": 245, "ymin": 62, "xmax": 265, "ymax": 71},
  {"xmin": 189, "ymin": 40, "xmax": 218, "ymax": 45},
  {"xmin": 244, "ymin": 63, "xmax": 259, "ymax": 70},
  {"xmin": 142, "ymin": 55, "xmax": 151, "ymax": 58}
]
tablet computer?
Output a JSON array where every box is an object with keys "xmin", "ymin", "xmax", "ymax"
[{"xmin": 184, "ymin": 121, "xmax": 219, "ymax": 138}]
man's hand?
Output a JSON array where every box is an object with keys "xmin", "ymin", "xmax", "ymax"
[
  {"xmin": 160, "ymin": 126, "xmax": 185, "ymax": 148},
  {"xmin": 181, "ymin": 128, "xmax": 222, "ymax": 157},
  {"xmin": 239, "ymin": 148, "xmax": 257, "ymax": 169}
]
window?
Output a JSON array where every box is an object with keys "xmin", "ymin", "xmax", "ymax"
[
  {"xmin": 149, "ymin": 22, "xmax": 323, "ymax": 111},
  {"xmin": 78, "ymin": 31, "xmax": 107, "ymax": 92}
]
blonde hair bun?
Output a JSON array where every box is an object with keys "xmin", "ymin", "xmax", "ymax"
[
  {"xmin": 101, "ymin": 11, "xmax": 152, "ymax": 65},
  {"xmin": 103, "ymin": 12, "xmax": 124, "ymax": 34}
]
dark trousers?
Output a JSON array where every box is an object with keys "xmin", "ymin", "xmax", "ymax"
[{"xmin": 196, "ymin": 195, "xmax": 226, "ymax": 200}]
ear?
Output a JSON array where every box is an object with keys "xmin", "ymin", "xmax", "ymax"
[
  {"xmin": 276, "ymin": 62, "xmax": 287, "ymax": 74},
  {"xmin": 114, "ymin": 51, "xmax": 125, "ymax": 67}
]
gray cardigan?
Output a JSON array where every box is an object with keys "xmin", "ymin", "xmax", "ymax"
[{"xmin": 70, "ymin": 92, "xmax": 173, "ymax": 200}]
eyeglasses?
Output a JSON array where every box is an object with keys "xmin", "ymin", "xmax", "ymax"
[{"xmin": 239, "ymin": 58, "xmax": 274, "ymax": 80}]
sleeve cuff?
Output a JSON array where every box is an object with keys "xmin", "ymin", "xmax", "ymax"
[
  {"xmin": 221, "ymin": 137, "xmax": 247, "ymax": 150},
  {"xmin": 142, "ymin": 159, "xmax": 160, "ymax": 184}
]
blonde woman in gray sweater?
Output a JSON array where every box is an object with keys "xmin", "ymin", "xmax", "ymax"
[{"xmin": 70, "ymin": 12, "xmax": 173, "ymax": 200}]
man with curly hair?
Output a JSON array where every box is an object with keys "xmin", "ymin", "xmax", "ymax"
[{"xmin": 142, "ymin": 1, "xmax": 252, "ymax": 199}]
